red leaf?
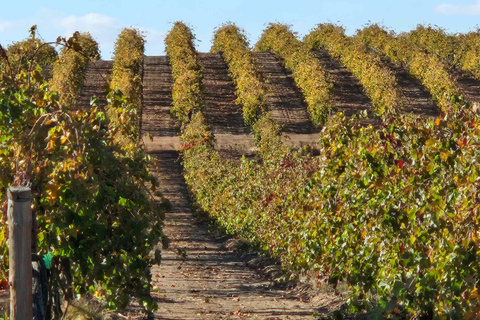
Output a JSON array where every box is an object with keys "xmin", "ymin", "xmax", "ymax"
[{"xmin": 397, "ymin": 160, "xmax": 404, "ymax": 169}]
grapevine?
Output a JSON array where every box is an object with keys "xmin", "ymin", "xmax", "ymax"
[{"xmin": 0, "ymin": 31, "xmax": 166, "ymax": 312}]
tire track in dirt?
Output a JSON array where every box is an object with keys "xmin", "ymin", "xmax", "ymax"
[
  {"xmin": 142, "ymin": 56, "xmax": 181, "ymax": 137},
  {"xmin": 252, "ymin": 52, "xmax": 316, "ymax": 134},
  {"xmin": 146, "ymin": 149, "xmax": 339, "ymax": 320}
]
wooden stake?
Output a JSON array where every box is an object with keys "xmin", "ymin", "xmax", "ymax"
[{"xmin": 8, "ymin": 187, "xmax": 32, "ymax": 320}]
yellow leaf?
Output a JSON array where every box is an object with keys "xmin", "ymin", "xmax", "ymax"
[
  {"xmin": 426, "ymin": 139, "xmax": 435, "ymax": 148},
  {"xmin": 435, "ymin": 118, "xmax": 441, "ymax": 126},
  {"xmin": 46, "ymin": 140, "xmax": 55, "ymax": 151},
  {"xmin": 60, "ymin": 136, "xmax": 68, "ymax": 144},
  {"xmin": 471, "ymin": 288, "xmax": 478, "ymax": 300}
]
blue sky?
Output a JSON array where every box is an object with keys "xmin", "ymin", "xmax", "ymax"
[{"xmin": 1, "ymin": 0, "xmax": 479, "ymax": 58}]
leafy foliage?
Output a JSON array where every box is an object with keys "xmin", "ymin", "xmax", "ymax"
[
  {"xmin": 211, "ymin": 23, "xmax": 266, "ymax": 126},
  {"xmin": 164, "ymin": 22, "xmax": 203, "ymax": 124},
  {"xmin": 4, "ymin": 27, "xmax": 58, "ymax": 73},
  {"xmin": 355, "ymin": 24, "xmax": 461, "ymax": 112},
  {"xmin": 405, "ymin": 24, "xmax": 459, "ymax": 65},
  {"xmin": 183, "ymin": 105, "xmax": 480, "ymax": 319},
  {"xmin": 455, "ymin": 30, "xmax": 480, "ymax": 79},
  {"xmin": 50, "ymin": 32, "xmax": 100, "ymax": 107},
  {"xmin": 255, "ymin": 23, "xmax": 333, "ymax": 126},
  {"xmin": 0, "ymin": 35, "xmax": 165, "ymax": 311},
  {"xmin": 404, "ymin": 24, "xmax": 480, "ymax": 83},
  {"xmin": 304, "ymin": 24, "xmax": 398, "ymax": 116}
]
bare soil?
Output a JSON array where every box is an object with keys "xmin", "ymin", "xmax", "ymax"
[
  {"xmin": 313, "ymin": 49, "xmax": 374, "ymax": 117},
  {"xmin": 143, "ymin": 150, "xmax": 343, "ymax": 319},
  {"xmin": 76, "ymin": 60, "xmax": 113, "ymax": 110},
  {"xmin": 41, "ymin": 65, "xmax": 53, "ymax": 81},
  {"xmin": 390, "ymin": 63, "xmax": 440, "ymax": 117},
  {"xmin": 197, "ymin": 53, "xmax": 257, "ymax": 159},
  {"xmin": 252, "ymin": 52, "xmax": 317, "ymax": 135},
  {"xmin": 451, "ymin": 68, "xmax": 480, "ymax": 104},
  {"xmin": 376, "ymin": 56, "xmax": 440, "ymax": 117},
  {"xmin": 142, "ymin": 56, "xmax": 181, "ymax": 137},
  {"xmin": 252, "ymin": 51, "xmax": 325, "ymax": 152}
]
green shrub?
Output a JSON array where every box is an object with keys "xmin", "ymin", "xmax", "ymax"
[{"xmin": 0, "ymin": 46, "xmax": 165, "ymax": 311}]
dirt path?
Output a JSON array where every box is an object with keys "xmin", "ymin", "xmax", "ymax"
[
  {"xmin": 391, "ymin": 63, "xmax": 440, "ymax": 117},
  {"xmin": 374, "ymin": 57, "xmax": 440, "ymax": 117},
  {"xmin": 142, "ymin": 56, "xmax": 181, "ymax": 137},
  {"xmin": 76, "ymin": 60, "xmax": 113, "ymax": 109},
  {"xmin": 198, "ymin": 53, "xmax": 250, "ymax": 136},
  {"xmin": 252, "ymin": 52, "xmax": 317, "ymax": 135},
  {"xmin": 253, "ymin": 52, "xmax": 325, "ymax": 151},
  {"xmin": 197, "ymin": 53, "xmax": 257, "ymax": 159},
  {"xmin": 313, "ymin": 49, "xmax": 374, "ymax": 117},
  {"xmin": 41, "ymin": 65, "xmax": 53, "ymax": 81},
  {"xmin": 146, "ymin": 150, "xmax": 340, "ymax": 319},
  {"xmin": 451, "ymin": 68, "xmax": 480, "ymax": 104}
]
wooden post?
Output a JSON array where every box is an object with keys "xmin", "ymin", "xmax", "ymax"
[{"xmin": 8, "ymin": 187, "xmax": 32, "ymax": 320}]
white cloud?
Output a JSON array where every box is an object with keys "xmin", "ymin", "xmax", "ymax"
[
  {"xmin": 60, "ymin": 13, "xmax": 119, "ymax": 36},
  {"xmin": 0, "ymin": 21, "xmax": 12, "ymax": 32},
  {"xmin": 435, "ymin": 1, "xmax": 480, "ymax": 15},
  {"xmin": 138, "ymin": 27, "xmax": 166, "ymax": 54}
]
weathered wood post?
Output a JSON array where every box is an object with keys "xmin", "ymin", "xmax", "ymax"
[{"xmin": 7, "ymin": 186, "xmax": 32, "ymax": 320}]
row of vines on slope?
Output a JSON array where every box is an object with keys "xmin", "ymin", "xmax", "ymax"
[
  {"xmin": 168, "ymin": 21, "xmax": 480, "ymax": 320},
  {"xmin": 49, "ymin": 32, "xmax": 100, "ymax": 107},
  {"xmin": 210, "ymin": 22, "xmax": 285, "ymax": 158},
  {"xmin": 405, "ymin": 25, "xmax": 480, "ymax": 83},
  {"xmin": 355, "ymin": 24, "xmax": 462, "ymax": 112},
  {"xmin": 0, "ymin": 29, "xmax": 166, "ymax": 312},
  {"xmin": 457, "ymin": 31, "xmax": 480, "ymax": 79},
  {"xmin": 255, "ymin": 23, "xmax": 333, "ymax": 126},
  {"xmin": 405, "ymin": 25, "xmax": 458, "ymax": 66},
  {"xmin": 164, "ymin": 22, "xmax": 203, "ymax": 125},
  {"xmin": 109, "ymin": 28, "xmax": 145, "ymax": 149},
  {"xmin": 304, "ymin": 23, "xmax": 398, "ymax": 117},
  {"xmin": 211, "ymin": 23, "xmax": 266, "ymax": 126},
  {"xmin": 186, "ymin": 101, "xmax": 480, "ymax": 319}
]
